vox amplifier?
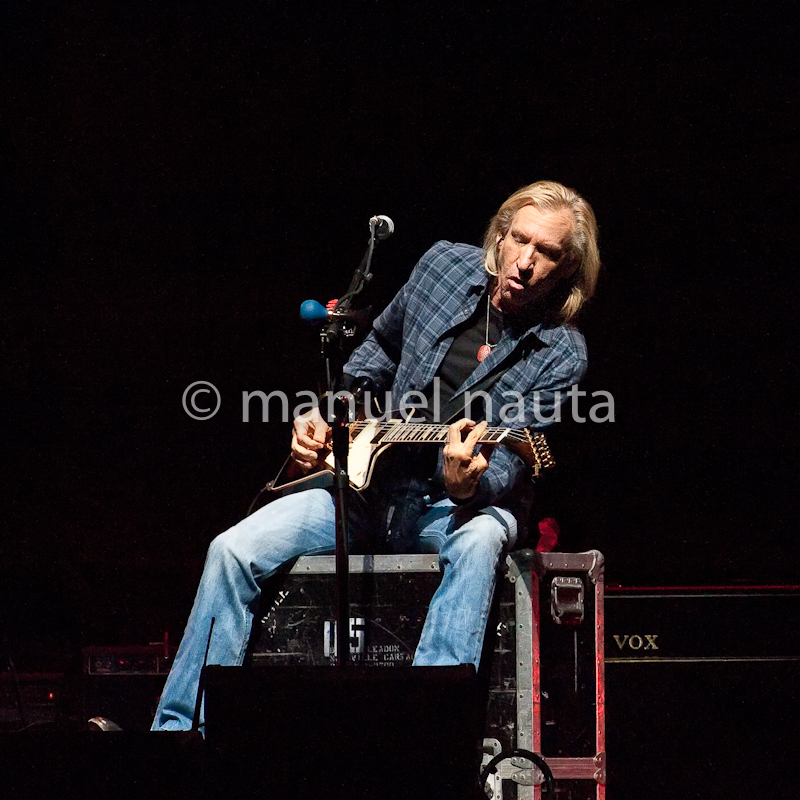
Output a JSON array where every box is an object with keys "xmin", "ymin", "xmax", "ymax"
[{"xmin": 604, "ymin": 584, "xmax": 800, "ymax": 800}]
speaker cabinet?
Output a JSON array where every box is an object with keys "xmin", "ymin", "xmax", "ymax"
[{"xmin": 606, "ymin": 587, "xmax": 800, "ymax": 799}]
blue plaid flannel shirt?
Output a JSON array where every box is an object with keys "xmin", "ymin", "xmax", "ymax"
[{"xmin": 344, "ymin": 240, "xmax": 587, "ymax": 530}]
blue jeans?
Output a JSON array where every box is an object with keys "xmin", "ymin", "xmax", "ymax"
[{"xmin": 151, "ymin": 489, "xmax": 517, "ymax": 731}]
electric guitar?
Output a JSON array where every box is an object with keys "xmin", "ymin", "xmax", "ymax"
[{"xmin": 264, "ymin": 419, "xmax": 555, "ymax": 499}]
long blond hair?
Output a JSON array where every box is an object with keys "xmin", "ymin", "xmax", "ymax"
[{"xmin": 482, "ymin": 180, "xmax": 600, "ymax": 323}]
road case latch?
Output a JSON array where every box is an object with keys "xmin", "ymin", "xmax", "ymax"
[{"xmin": 550, "ymin": 576, "xmax": 585, "ymax": 625}]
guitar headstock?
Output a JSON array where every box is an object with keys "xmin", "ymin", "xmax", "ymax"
[{"xmin": 526, "ymin": 430, "xmax": 556, "ymax": 476}]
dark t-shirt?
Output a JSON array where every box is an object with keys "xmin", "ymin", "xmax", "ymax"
[{"xmin": 424, "ymin": 293, "xmax": 504, "ymax": 418}]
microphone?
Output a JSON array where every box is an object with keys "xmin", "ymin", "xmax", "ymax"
[
  {"xmin": 369, "ymin": 215, "xmax": 394, "ymax": 240},
  {"xmin": 299, "ymin": 300, "xmax": 372, "ymax": 327},
  {"xmin": 298, "ymin": 214, "xmax": 391, "ymax": 328}
]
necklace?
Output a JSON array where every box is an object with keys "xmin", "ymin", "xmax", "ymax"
[{"xmin": 477, "ymin": 294, "xmax": 497, "ymax": 362}]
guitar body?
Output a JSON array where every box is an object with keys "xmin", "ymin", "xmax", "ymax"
[{"xmin": 266, "ymin": 419, "xmax": 394, "ymax": 498}]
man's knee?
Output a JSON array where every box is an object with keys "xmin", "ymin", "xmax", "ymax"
[
  {"xmin": 445, "ymin": 512, "xmax": 512, "ymax": 561},
  {"xmin": 478, "ymin": 507, "xmax": 518, "ymax": 550},
  {"xmin": 206, "ymin": 524, "xmax": 254, "ymax": 567}
]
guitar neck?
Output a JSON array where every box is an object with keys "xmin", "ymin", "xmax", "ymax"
[
  {"xmin": 348, "ymin": 420, "xmax": 553, "ymax": 473},
  {"xmin": 351, "ymin": 421, "xmax": 525, "ymax": 446}
]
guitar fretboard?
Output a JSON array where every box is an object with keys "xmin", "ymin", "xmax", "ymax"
[{"xmin": 348, "ymin": 420, "xmax": 527, "ymax": 445}]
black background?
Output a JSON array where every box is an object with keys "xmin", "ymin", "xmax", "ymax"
[{"xmin": 2, "ymin": 3, "xmax": 798, "ymax": 665}]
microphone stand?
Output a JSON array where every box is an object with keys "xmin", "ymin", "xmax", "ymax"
[{"xmin": 317, "ymin": 218, "xmax": 385, "ymax": 666}]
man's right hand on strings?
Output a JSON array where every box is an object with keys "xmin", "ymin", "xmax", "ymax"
[{"xmin": 290, "ymin": 407, "xmax": 332, "ymax": 475}]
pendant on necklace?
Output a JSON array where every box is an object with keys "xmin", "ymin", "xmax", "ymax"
[{"xmin": 477, "ymin": 344, "xmax": 493, "ymax": 362}]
